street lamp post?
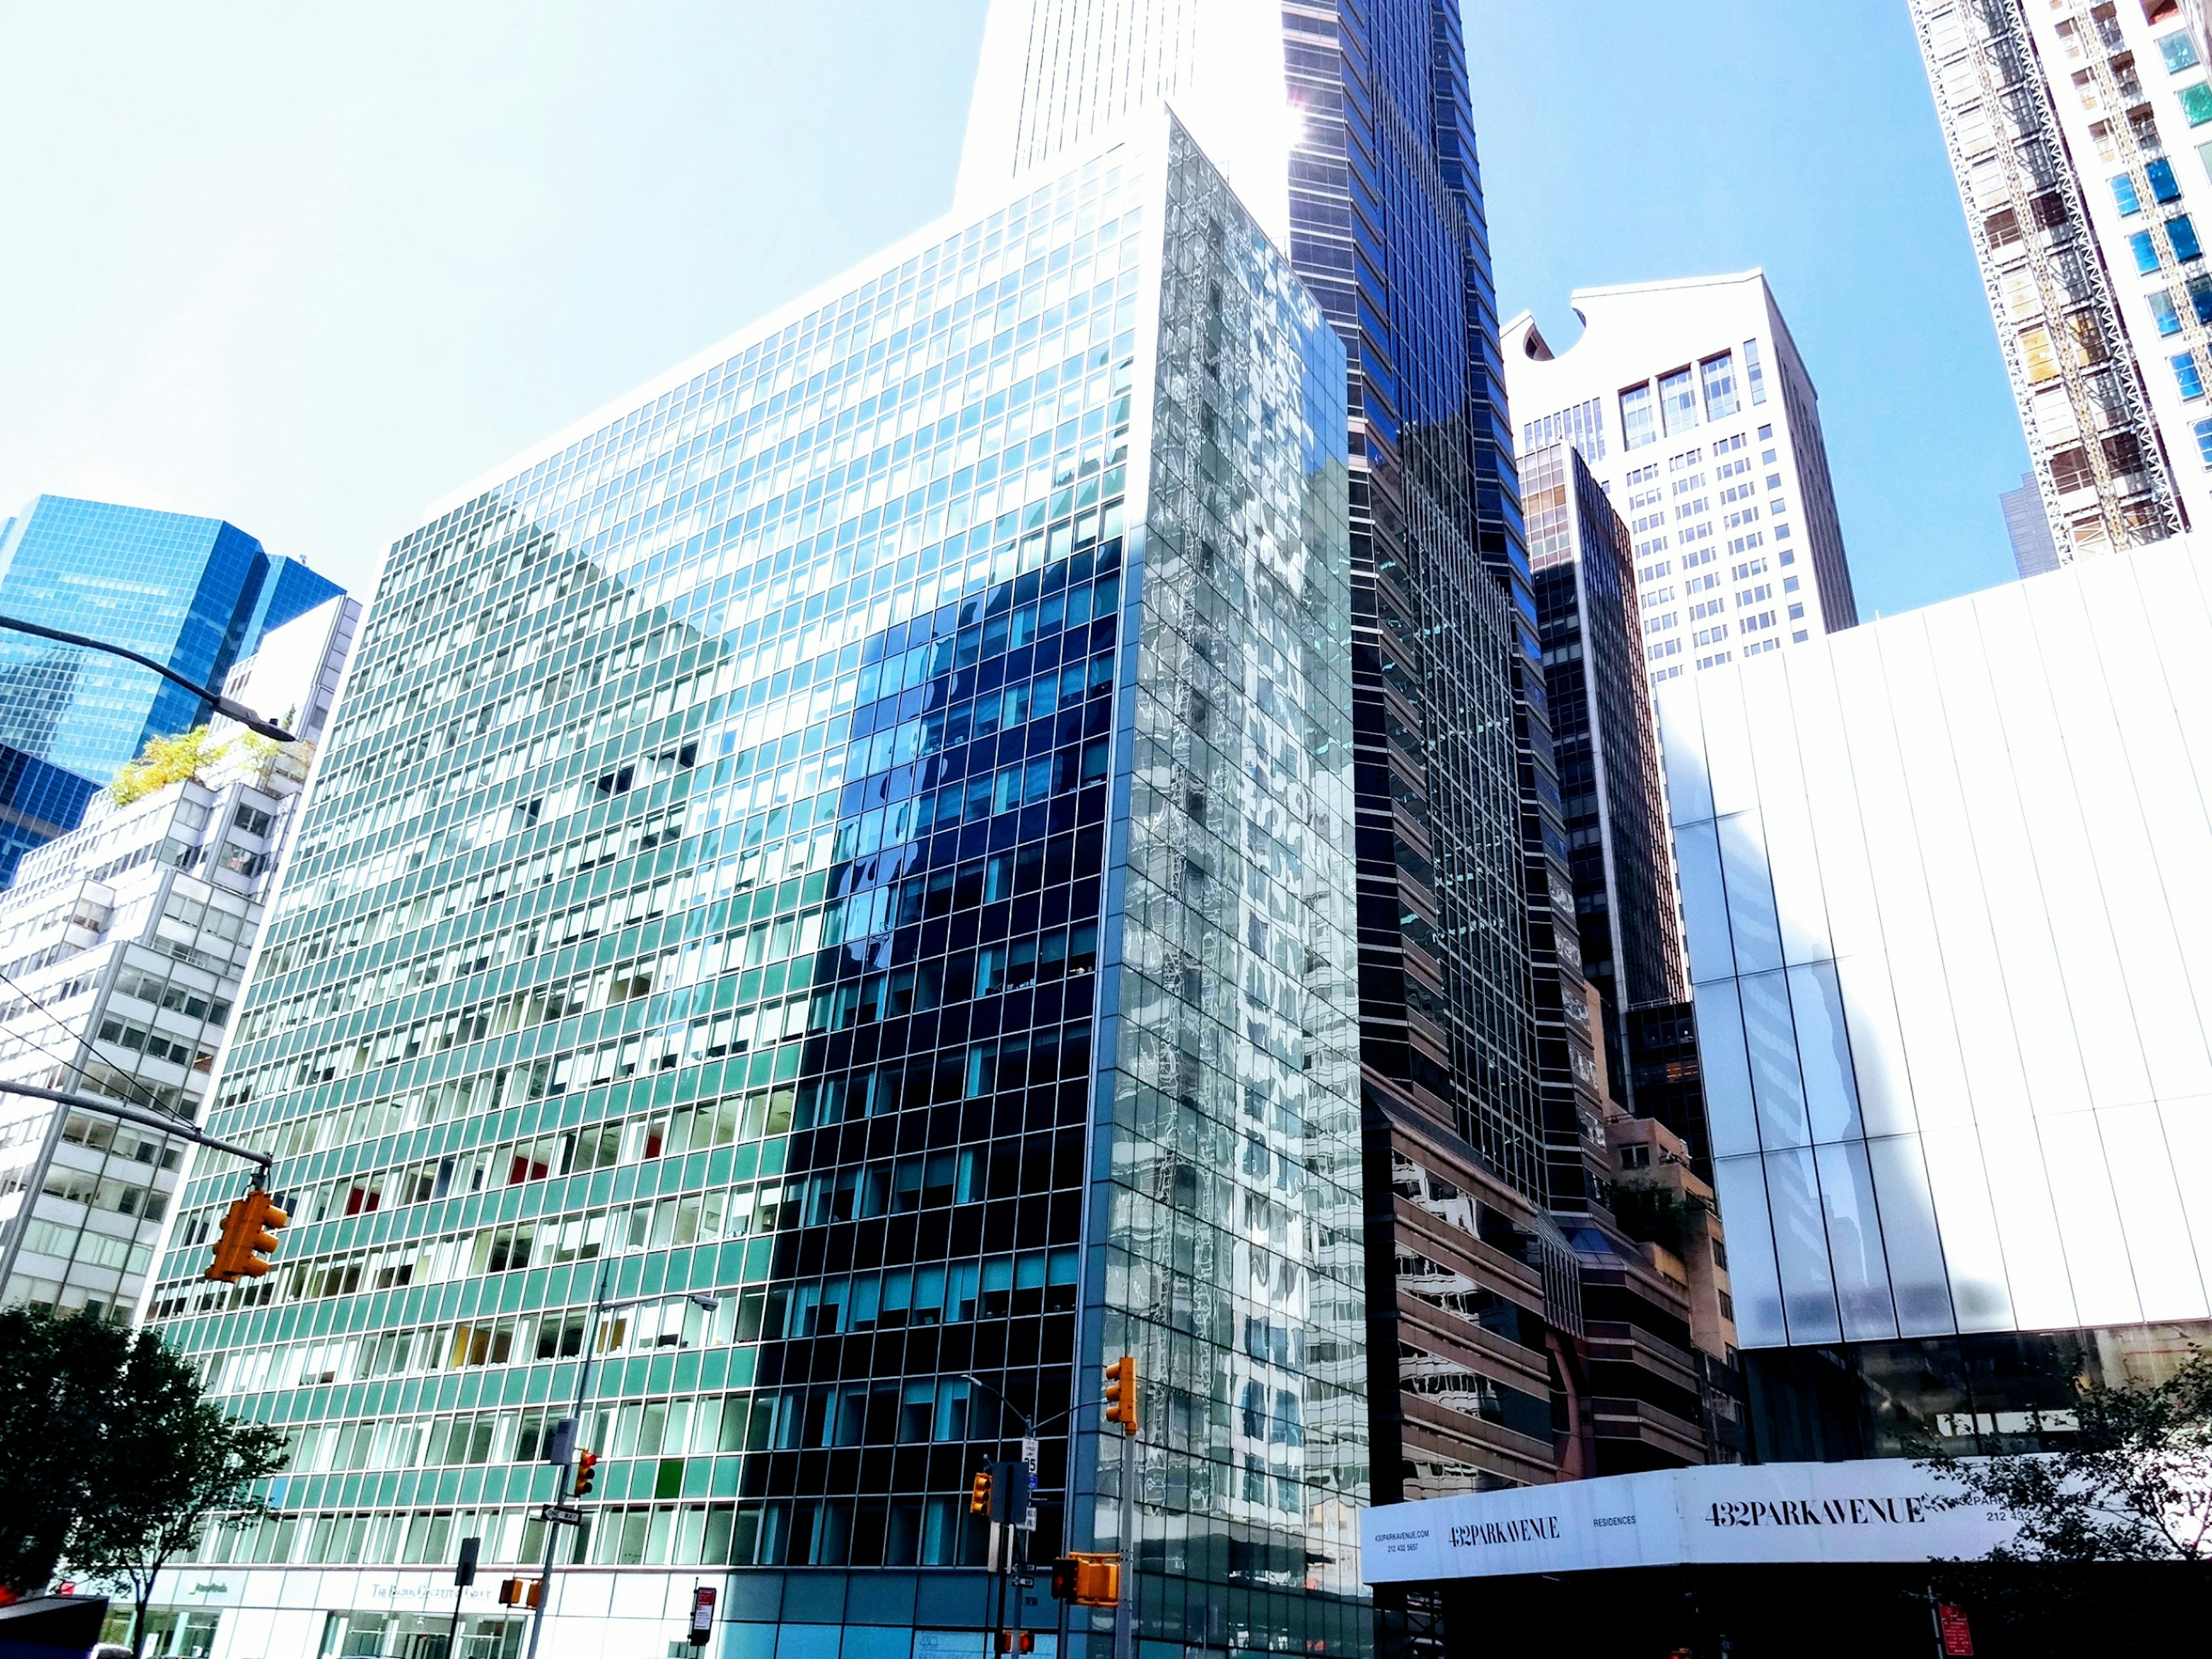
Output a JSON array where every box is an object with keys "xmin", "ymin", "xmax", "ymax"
[
  {"xmin": 521, "ymin": 1259, "xmax": 717, "ymax": 1659},
  {"xmin": 959, "ymin": 1373, "xmax": 1044, "ymax": 1659},
  {"xmin": 0, "ymin": 615, "xmax": 302, "ymax": 743}
]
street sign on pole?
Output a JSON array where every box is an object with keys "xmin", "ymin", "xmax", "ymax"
[
  {"xmin": 1935, "ymin": 1603, "xmax": 1974, "ymax": 1658},
  {"xmin": 1020, "ymin": 1437, "xmax": 1040, "ymax": 1529},
  {"xmin": 688, "ymin": 1586, "xmax": 717, "ymax": 1647}
]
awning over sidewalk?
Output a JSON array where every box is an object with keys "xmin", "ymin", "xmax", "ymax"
[{"xmin": 1361, "ymin": 1459, "xmax": 2018, "ymax": 1581}]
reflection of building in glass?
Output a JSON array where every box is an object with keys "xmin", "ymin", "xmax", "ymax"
[
  {"xmin": 961, "ymin": 0, "xmax": 1565, "ymax": 1512},
  {"xmin": 143, "ymin": 119, "xmax": 1366, "ymax": 1659},
  {"xmin": 0, "ymin": 497, "xmax": 342, "ymax": 885},
  {"xmin": 1661, "ymin": 536, "xmax": 2212, "ymax": 1459},
  {"xmin": 1519, "ymin": 443, "xmax": 1739, "ymax": 1475},
  {"xmin": 0, "ymin": 597, "xmax": 357, "ymax": 1321},
  {"xmin": 1522, "ymin": 444, "xmax": 1686, "ymax": 1123}
]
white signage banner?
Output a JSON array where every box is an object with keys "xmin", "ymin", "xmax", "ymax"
[{"xmin": 1362, "ymin": 1460, "xmax": 2020, "ymax": 1582}]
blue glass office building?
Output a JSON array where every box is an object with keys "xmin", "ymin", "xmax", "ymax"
[
  {"xmin": 146, "ymin": 119, "xmax": 1368, "ymax": 1659},
  {"xmin": 960, "ymin": 0, "xmax": 1569, "ymax": 1509},
  {"xmin": 0, "ymin": 496, "xmax": 343, "ymax": 883}
]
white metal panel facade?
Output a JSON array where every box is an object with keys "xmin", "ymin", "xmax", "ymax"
[{"xmin": 1660, "ymin": 535, "xmax": 2212, "ymax": 1347}]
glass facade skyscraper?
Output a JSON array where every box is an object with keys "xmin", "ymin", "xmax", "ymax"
[
  {"xmin": 960, "ymin": 0, "xmax": 1562, "ymax": 1513},
  {"xmin": 143, "ymin": 120, "xmax": 1368, "ymax": 1659},
  {"xmin": 1522, "ymin": 444, "xmax": 1687, "ymax": 1117},
  {"xmin": 0, "ymin": 497, "xmax": 343, "ymax": 885}
]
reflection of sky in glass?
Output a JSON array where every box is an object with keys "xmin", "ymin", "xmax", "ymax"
[
  {"xmin": 0, "ymin": 497, "xmax": 338, "ymax": 787},
  {"xmin": 149, "ymin": 119, "xmax": 1365, "ymax": 1648}
]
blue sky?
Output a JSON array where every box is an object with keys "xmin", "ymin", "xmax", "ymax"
[
  {"xmin": 1466, "ymin": 1, "xmax": 2026, "ymax": 615},
  {"xmin": 0, "ymin": 2, "xmax": 2022, "ymax": 613}
]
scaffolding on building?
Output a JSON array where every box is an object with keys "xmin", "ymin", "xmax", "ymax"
[{"xmin": 1911, "ymin": 0, "xmax": 2183, "ymax": 558}]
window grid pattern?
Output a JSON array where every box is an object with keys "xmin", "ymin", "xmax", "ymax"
[
  {"xmin": 0, "ymin": 498, "xmax": 340, "ymax": 793},
  {"xmin": 146, "ymin": 123, "xmax": 1365, "ymax": 1657}
]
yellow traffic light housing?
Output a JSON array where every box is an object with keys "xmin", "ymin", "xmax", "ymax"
[
  {"xmin": 1051, "ymin": 1553, "xmax": 1122, "ymax": 1607},
  {"xmin": 204, "ymin": 1188, "xmax": 289, "ymax": 1283},
  {"xmin": 969, "ymin": 1468, "xmax": 994, "ymax": 1514},
  {"xmin": 573, "ymin": 1448, "xmax": 599, "ymax": 1498},
  {"xmin": 1104, "ymin": 1355, "xmax": 1137, "ymax": 1435}
]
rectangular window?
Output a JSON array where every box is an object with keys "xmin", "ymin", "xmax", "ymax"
[
  {"xmin": 2190, "ymin": 275, "xmax": 2212, "ymax": 324},
  {"xmin": 1659, "ymin": 366, "xmax": 1700, "ymax": 435},
  {"xmin": 2173, "ymin": 351, "xmax": 2205, "ymax": 399},
  {"xmin": 2133, "ymin": 229, "xmax": 2163, "ymax": 272},
  {"xmin": 1699, "ymin": 351, "xmax": 1738, "ymax": 419},
  {"xmin": 1743, "ymin": 338, "xmax": 1767, "ymax": 404},
  {"xmin": 2020, "ymin": 326, "xmax": 2060, "ymax": 383},
  {"xmin": 2162, "ymin": 31, "xmax": 2202, "ymax": 74},
  {"xmin": 2152, "ymin": 288, "xmax": 2184, "ymax": 335},
  {"xmin": 2149, "ymin": 156, "xmax": 2184, "ymax": 202},
  {"xmin": 2194, "ymin": 416, "xmax": 2212, "ymax": 467},
  {"xmin": 2183, "ymin": 82, "xmax": 2212, "ymax": 126},
  {"xmin": 2115, "ymin": 173, "xmax": 2144, "ymax": 215},
  {"xmin": 2172, "ymin": 213, "xmax": 2206, "ymax": 260},
  {"xmin": 1620, "ymin": 383, "xmax": 1656, "ymax": 449}
]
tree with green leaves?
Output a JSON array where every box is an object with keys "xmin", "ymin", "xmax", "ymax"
[
  {"xmin": 1915, "ymin": 1350, "xmax": 2212, "ymax": 1654},
  {"xmin": 0, "ymin": 1306, "xmax": 130, "ymax": 1595},
  {"xmin": 66, "ymin": 1330, "xmax": 287, "ymax": 1659},
  {"xmin": 1922, "ymin": 1349, "xmax": 2212, "ymax": 1563},
  {"xmin": 104, "ymin": 726, "xmax": 225, "ymax": 806},
  {"xmin": 0, "ymin": 1308, "xmax": 285, "ymax": 1654}
]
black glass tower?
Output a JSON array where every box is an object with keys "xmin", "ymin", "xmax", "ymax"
[{"xmin": 1522, "ymin": 444, "xmax": 1688, "ymax": 1114}]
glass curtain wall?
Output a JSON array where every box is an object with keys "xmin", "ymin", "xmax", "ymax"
[{"xmin": 146, "ymin": 119, "xmax": 1363, "ymax": 1659}]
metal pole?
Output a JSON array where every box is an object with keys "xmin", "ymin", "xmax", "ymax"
[
  {"xmin": 0, "ymin": 614, "xmax": 300, "ymax": 743},
  {"xmin": 0, "ymin": 1081, "xmax": 273, "ymax": 1169},
  {"xmin": 0, "ymin": 1081, "xmax": 274, "ymax": 1305},
  {"xmin": 1113, "ymin": 1426, "xmax": 1135, "ymax": 1659},
  {"xmin": 524, "ymin": 1255, "xmax": 613, "ymax": 1659},
  {"xmin": 994, "ymin": 1522, "xmax": 1009, "ymax": 1659}
]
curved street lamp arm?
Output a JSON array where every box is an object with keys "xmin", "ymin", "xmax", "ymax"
[{"xmin": 0, "ymin": 613, "xmax": 300, "ymax": 743}]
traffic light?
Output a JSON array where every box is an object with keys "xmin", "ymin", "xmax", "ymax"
[
  {"xmin": 1104, "ymin": 1354, "xmax": 1138, "ymax": 1434},
  {"xmin": 996, "ymin": 1633, "xmax": 1035, "ymax": 1653},
  {"xmin": 1050, "ymin": 1554, "xmax": 1121, "ymax": 1607},
  {"xmin": 573, "ymin": 1449, "xmax": 599, "ymax": 1498},
  {"xmin": 988, "ymin": 1459, "xmax": 1032, "ymax": 1528},
  {"xmin": 497, "ymin": 1579, "xmax": 543, "ymax": 1608},
  {"xmin": 969, "ymin": 1468, "xmax": 994, "ymax": 1514},
  {"xmin": 204, "ymin": 1188, "xmax": 289, "ymax": 1283}
]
